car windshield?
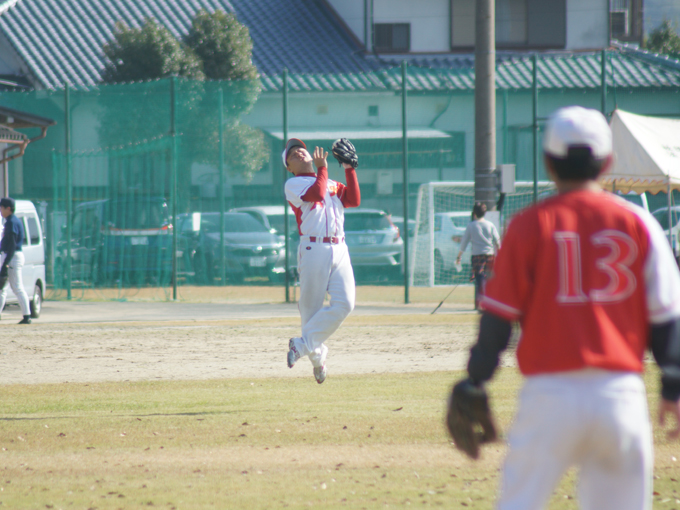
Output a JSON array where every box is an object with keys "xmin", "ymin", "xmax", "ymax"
[
  {"xmin": 267, "ymin": 214, "xmax": 297, "ymax": 234},
  {"xmin": 344, "ymin": 212, "xmax": 392, "ymax": 232},
  {"xmin": 202, "ymin": 213, "xmax": 270, "ymax": 234},
  {"xmin": 449, "ymin": 215, "xmax": 471, "ymax": 228},
  {"xmin": 652, "ymin": 209, "xmax": 680, "ymax": 230},
  {"xmin": 106, "ymin": 200, "xmax": 169, "ymax": 229}
]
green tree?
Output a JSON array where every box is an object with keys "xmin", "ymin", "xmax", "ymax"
[
  {"xmin": 102, "ymin": 18, "xmax": 204, "ymax": 82},
  {"xmin": 183, "ymin": 9, "xmax": 266, "ymax": 181},
  {"xmin": 185, "ymin": 9, "xmax": 258, "ymax": 81},
  {"xmin": 99, "ymin": 10, "xmax": 268, "ymax": 199},
  {"xmin": 646, "ymin": 19, "xmax": 680, "ymax": 58}
]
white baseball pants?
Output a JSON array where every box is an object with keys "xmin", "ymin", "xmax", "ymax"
[
  {"xmin": 0, "ymin": 252, "xmax": 31, "ymax": 316},
  {"xmin": 292, "ymin": 238, "xmax": 355, "ymax": 368},
  {"xmin": 497, "ymin": 369, "xmax": 652, "ymax": 510}
]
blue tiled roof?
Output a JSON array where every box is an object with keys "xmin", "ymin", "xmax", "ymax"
[
  {"xmin": 0, "ymin": 0, "xmax": 375, "ymax": 88},
  {"xmin": 258, "ymin": 50, "xmax": 680, "ymax": 93},
  {"xmin": 1, "ymin": 0, "xmax": 680, "ymax": 93}
]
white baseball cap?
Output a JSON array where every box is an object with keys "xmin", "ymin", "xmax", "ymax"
[
  {"xmin": 281, "ymin": 138, "xmax": 306, "ymax": 167},
  {"xmin": 543, "ymin": 106, "xmax": 612, "ymax": 159}
]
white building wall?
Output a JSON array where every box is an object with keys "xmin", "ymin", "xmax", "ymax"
[
  {"xmin": 566, "ymin": 0, "xmax": 609, "ymax": 49},
  {"xmin": 326, "ymin": 0, "xmax": 366, "ymax": 44},
  {"xmin": 373, "ymin": 0, "xmax": 450, "ymax": 52}
]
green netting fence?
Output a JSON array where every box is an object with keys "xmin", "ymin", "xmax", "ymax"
[{"xmin": 1, "ymin": 59, "xmax": 679, "ymax": 301}]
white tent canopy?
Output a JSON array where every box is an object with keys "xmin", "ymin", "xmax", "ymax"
[{"xmin": 602, "ymin": 109, "xmax": 680, "ymax": 194}]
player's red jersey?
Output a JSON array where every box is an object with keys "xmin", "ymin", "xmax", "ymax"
[{"xmin": 481, "ymin": 189, "xmax": 680, "ymax": 375}]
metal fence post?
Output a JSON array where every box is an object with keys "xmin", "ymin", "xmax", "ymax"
[
  {"xmin": 532, "ymin": 54, "xmax": 538, "ymax": 203},
  {"xmin": 601, "ymin": 49, "xmax": 607, "ymax": 116},
  {"xmin": 401, "ymin": 61, "xmax": 410, "ymax": 304},
  {"xmin": 65, "ymin": 83, "xmax": 72, "ymax": 300},
  {"xmin": 218, "ymin": 88, "xmax": 226, "ymax": 285},
  {"xmin": 170, "ymin": 77, "xmax": 178, "ymax": 301},
  {"xmin": 283, "ymin": 69, "xmax": 290, "ymax": 303}
]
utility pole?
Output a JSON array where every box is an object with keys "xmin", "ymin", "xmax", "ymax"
[{"xmin": 475, "ymin": 0, "xmax": 496, "ymax": 210}]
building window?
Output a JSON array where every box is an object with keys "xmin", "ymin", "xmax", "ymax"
[
  {"xmin": 452, "ymin": 0, "xmax": 564, "ymax": 49},
  {"xmin": 611, "ymin": 0, "xmax": 630, "ymax": 38},
  {"xmin": 451, "ymin": 0, "xmax": 526, "ymax": 47},
  {"xmin": 497, "ymin": 0, "xmax": 527, "ymax": 44},
  {"xmin": 374, "ymin": 23, "xmax": 410, "ymax": 53}
]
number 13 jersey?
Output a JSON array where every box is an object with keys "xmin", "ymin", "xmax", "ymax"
[{"xmin": 481, "ymin": 190, "xmax": 680, "ymax": 375}]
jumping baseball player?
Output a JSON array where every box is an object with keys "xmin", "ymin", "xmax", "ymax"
[
  {"xmin": 446, "ymin": 106, "xmax": 680, "ymax": 510},
  {"xmin": 0, "ymin": 197, "xmax": 32, "ymax": 324},
  {"xmin": 283, "ymin": 138, "xmax": 360, "ymax": 384}
]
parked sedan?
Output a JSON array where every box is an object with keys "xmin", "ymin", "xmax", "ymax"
[
  {"xmin": 389, "ymin": 215, "xmax": 416, "ymax": 239},
  {"xmin": 230, "ymin": 205, "xmax": 300, "ymax": 272},
  {"xmin": 343, "ymin": 209, "xmax": 403, "ymax": 281},
  {"xmin": 178, "ymin": 212, "xmax": 286, "ymax": 284},
  {"xmin": 230, "ymin": 205, "xmax": 297, "ymax": 240},
  {"xmin": 414, "ymin": 211, "xmax": 472, "ymax": 284}
]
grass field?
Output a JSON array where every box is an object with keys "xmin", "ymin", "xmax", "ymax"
[{"xmin": 2, "ymin": 368, "xmax": 678, "ymax": 509}]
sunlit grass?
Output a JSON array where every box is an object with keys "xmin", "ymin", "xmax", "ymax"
[{"xmin": 1, "ymin": 367, "xmax": 676, "ymax": 509}]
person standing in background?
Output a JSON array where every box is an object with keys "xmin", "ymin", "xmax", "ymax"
[
  {"xmin": 0, "ymin": 197, "xmax": 32, "ymax": 324},
  {"xmin": 456, "ymin": 202, "xmax": 501, "ymax": 309}
]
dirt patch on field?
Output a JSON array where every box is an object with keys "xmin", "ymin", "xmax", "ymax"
[{"xmin": 0, "ymin": 313, "xmax": 516, "ymax": 385}]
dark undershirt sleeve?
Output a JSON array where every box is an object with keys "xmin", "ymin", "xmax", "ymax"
[
  {"xmin": 467, "ymin": 312, "xmax": 513, "ymax": 385},
  {"xmin": 650, "ymin": 318, "xmax": 680, "ymax": 401},
  {"xmin": 1, "ymin": 221, "xmax": 16, "ymax": 269}
]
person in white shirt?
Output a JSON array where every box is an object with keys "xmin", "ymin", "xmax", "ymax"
[
  {"xmin": 283, "ymin": 138, "xmax": 361, "ymax": 383},
  {"xmin": 456, "ymin": 202, "xmax": 501, "ymax": 309}
]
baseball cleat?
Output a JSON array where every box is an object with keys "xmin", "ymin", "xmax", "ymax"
[
  {"xmin": 313, "ymin": 364, "xmax": 327, "ymax": 384},
  {"xmin": 287, "ymin": 338, "xmax": 301, "ymax": 368}
]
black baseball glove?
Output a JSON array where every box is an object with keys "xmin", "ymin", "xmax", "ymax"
[
  {"xmin": 331, "ymin": 138, "xmax": 358, "ymax": 168},
  {"xmin": 445, "ymin": 378, "xmax": 498, "ymax": 459}
]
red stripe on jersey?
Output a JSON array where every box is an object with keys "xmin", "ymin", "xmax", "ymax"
[
  {"xmin": 289, "ymin": 202, "xmax": 304, "ymax": 235},
  {"xmin": 483, "ymin": 190, "xmax": 652, "ymax": 375}
]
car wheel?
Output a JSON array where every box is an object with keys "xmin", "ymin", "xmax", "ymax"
[
  {"xmin": 30, "ymin": 284, "xmax": 42, "ymax": 318},
  {"xmin": 268, "ymin": 272, "xmax": 285, "ymax": 284},
  {"xmin": 90, "ymin": 258, "xmax": 101, "ymax": 286},
  {"xmin": 230, "ymin": 271, "xmax": 245, "ymax": 285},
  {"xmin": 194, "ymin": 252, "xmax": 211, "ymax": 285},
  {"xmin": 434, "ymin": 251, "xmax": 445, "ymax": 284}
]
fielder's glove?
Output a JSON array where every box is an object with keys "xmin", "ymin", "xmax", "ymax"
[
  {"xmin": 445, "ymin": 378, "xmax": 498, "ymax": 459},
  {"xmin": 331, "ymin": 138, "xmax": 358, "ymax": 168}
]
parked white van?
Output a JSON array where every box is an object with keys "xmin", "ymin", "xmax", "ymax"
[{"xmin": 0, "ymin": 200, "xmax": 45, "ymax": 318}]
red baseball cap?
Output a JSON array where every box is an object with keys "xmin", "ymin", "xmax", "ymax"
[{"xmin": 282, "ymin": 138, "xmax": 306, "ymax": 167}]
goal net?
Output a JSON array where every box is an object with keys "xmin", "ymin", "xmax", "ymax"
[{"xmin": 410, "ymin": 181, "xmax": 555, "ymax": 287}]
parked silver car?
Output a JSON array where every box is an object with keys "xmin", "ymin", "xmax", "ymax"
[
  {"xmin": 414, "ymin": 211, "xmax": 472, "ymax": 284},
  {"xmin": 230, "ymin": 205, "xmax": 299, "ymax": 274},
  {"xmin": 343, "ymin": 208, "xmax": 403, "ymax": 281},
  {"xmin": 178, "ymin": 212, "xmax": 286, "ymax": 284}
]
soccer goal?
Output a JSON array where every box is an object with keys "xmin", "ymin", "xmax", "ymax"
[{"xmin": 410, "ymin": 181, "xmax": 556, "ymax": 287}]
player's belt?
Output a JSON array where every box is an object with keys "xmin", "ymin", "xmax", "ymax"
[{"xmin": 305, "ymin": 236, "xmax": 344, "ymax": 244}]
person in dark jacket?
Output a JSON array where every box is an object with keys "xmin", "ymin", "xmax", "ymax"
[{"xmin": 0, "ymin": 197, "xmax": 31, "ymax": 324}]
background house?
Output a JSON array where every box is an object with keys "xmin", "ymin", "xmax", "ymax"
[{"xmin": 0, "ymin": 0, "xmax": 678, "ymax": 217}]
